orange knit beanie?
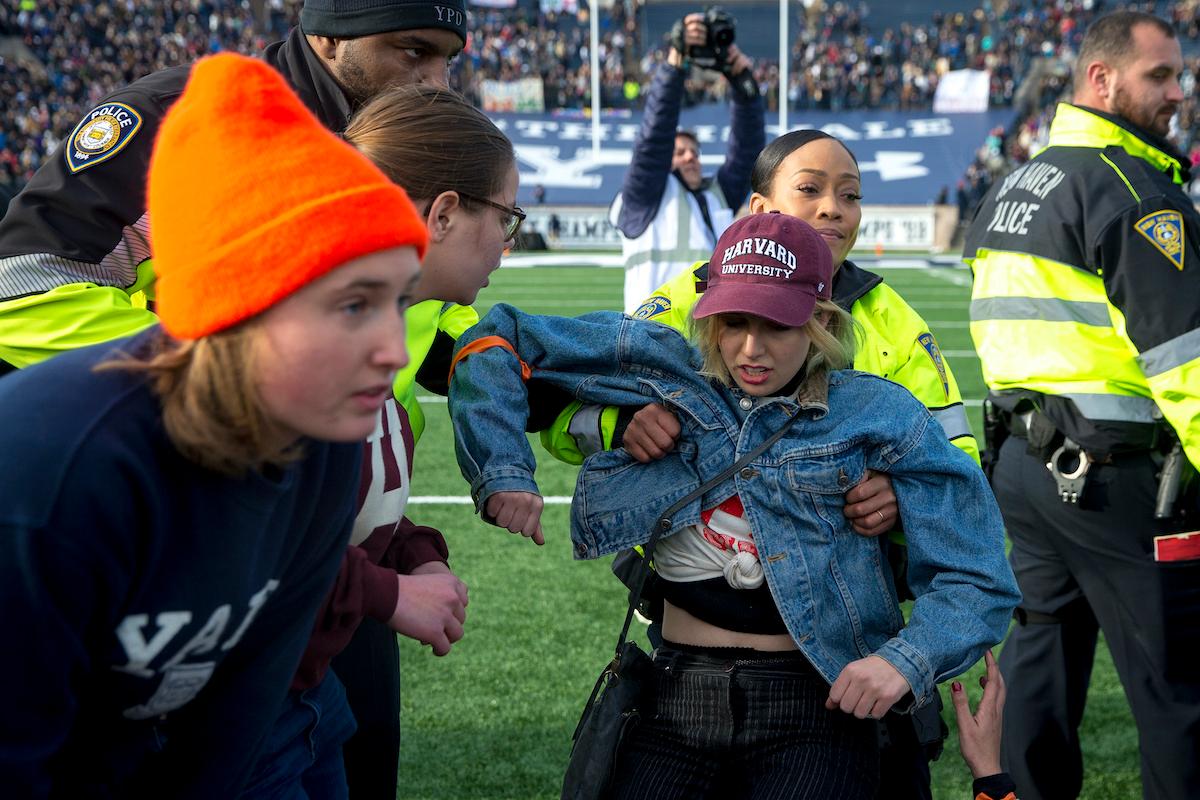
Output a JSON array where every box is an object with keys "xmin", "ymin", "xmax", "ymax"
[{"xmin": 148, "ymin": 53, "xmax": 427, "ymax": 339}]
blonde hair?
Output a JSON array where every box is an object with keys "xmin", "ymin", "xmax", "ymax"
[
  {"xmin": 98, "ymin": 327, "xmax": 299, "ymax": 475},
  {"xmin": 691, "ymin": 299, "xmax": 857, "ymax": 390}
]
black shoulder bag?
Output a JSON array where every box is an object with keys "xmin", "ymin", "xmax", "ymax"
[{"xmin": 561, "ymin": 410, "xmax": 803, "ymax": 800}]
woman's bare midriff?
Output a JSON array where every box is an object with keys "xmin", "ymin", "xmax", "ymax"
[{"xmin": 660, "ymin": 600, "xmax": 798, "ymax": 651}]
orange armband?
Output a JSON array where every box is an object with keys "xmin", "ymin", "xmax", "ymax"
[{"xmin": 448, "ymin": 336, "xmax": 531, "ymax": 383}]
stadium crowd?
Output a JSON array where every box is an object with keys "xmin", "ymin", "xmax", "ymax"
[
  {"xmin": 6, "ymin": 0, "xmax": 1200, "ymax": 204},
  {"xmin": 0, "ymin": 0, "xmax": 300, "ymax": 205},
  {"xmin": 454, "ymin": 2, "xmax": 641, "ymax": 109}
]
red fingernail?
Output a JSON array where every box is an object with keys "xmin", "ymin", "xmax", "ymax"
[{"xmin": 952, "ymin": 681, "xmax": 962, "ymax": 692}]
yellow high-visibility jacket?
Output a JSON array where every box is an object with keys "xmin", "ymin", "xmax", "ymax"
[{"xmin": 964, "ymin": 103, "xmax": 1200, "ymax": 469}]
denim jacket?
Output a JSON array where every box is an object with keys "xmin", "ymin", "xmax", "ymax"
[{"xmin": 449, "ymin": 305, "xmax": 1019, "ymax": 706}]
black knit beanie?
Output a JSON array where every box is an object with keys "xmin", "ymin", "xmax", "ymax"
[{"xmin": 301, "ymin": 0, "xmax": 468, "ymax": 44}]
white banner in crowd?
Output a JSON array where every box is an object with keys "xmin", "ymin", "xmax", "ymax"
[
  {"xmin": 522, "ymin": 206, "xmax": 936, "ymax": 251},
  {"xmin": 857, "ymin": 206, "xmax": 936, "ymax": 250},
  {"xmin": 538, "ymin": 0, "xmax": 578, "ymax": 12},
  {"xmin": 933, "ymin": 69, "xmax": 991, "ymax": 113},
  {"xmin": 481, "ymin": 78, "xmax": 545, "ymax": 113}
]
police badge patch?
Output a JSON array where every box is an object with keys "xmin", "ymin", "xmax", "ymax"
[
  {"xmin": 1135, "ymin": 210, "xmax": 1185, "ymax": 270},
  {"xmin": 65, "ymin": 102, "xmax": 143, "ymax": 174},
  {"xmin": 632, "ymin": 296, "xmax": 671, "ymax": 320},
  {"xmin": 917, "ymin": 332, "xmax": 950, "ymax": 401}
]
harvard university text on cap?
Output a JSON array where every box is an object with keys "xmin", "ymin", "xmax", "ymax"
[{"xmin": 720, "ymin": 236, "xmax": 797, "ymax": 277}]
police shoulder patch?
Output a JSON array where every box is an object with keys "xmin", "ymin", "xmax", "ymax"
[
  {"xmin": 916, "ymin": 332, "xmax": 950, "ymax": 401},
  {"xmin": 65, "ymin": 102, "xmax": 144, "ymax": 174},
  {"xmin": 632, "ymin": 295, "xmax": 671, "ymax": 320},
  {"xmin": 1134, "ymin": 210, "xmax": 1185, "ymax": 271}
]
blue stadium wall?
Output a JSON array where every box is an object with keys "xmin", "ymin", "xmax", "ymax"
[{"xmin": 496, "ymin": 105, "xmax": 1016, "ymax": 206}]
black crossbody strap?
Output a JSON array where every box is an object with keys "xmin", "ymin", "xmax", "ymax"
[{"xmin": 612, "ymin": 410, "xmax": 803, "ymax": 651}]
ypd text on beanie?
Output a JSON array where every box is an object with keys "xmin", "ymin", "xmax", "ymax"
[{"xmin": 301, "ymin": 0, "xmax": 468, "ymax": 44}]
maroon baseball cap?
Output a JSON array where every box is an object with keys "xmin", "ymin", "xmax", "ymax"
[{"xmin": 694, "ymin": 212, "xmax": 834, "ymax": 327}]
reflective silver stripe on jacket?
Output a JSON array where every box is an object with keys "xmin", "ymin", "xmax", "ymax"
[
  {"xmin": 567, "ymin": 404, "xmax": 606, "ymax": 457},
  {"xmin": 1060, "ymin": 393, "xmax": 1162, "ymax": 423},
  {"xmin": 969, "ymin": 296, "xmax": 1111, "ymax": 327},
  {"xmin": 930, "ymin": 404, "xmax": 974, "ymax": 442},
  {"xmin": 1138, "ymin": 327, "xmax": 1200, "ymax": 378},
  {"xmin": 0, "ymin": 213, "xmax": 151, "ymax": 299}
]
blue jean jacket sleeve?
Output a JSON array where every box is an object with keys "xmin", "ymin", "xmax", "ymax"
[
  {"xmin": 870, "ymin": 414, "xmax": 1021, "ymax": 704},
  {"xmin": 448, "ymin": 342, "xmax": 540, "ymax": 511},
  {"xmin": 449, "ymin": 305, "xmax": 698, "ymax": 511}
]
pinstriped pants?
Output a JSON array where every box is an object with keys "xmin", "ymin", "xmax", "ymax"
[{"xmin": 609, "ymin": 647, "xmax": 879, "ymax": 800}]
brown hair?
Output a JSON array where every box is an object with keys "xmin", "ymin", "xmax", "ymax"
[
  {"xmin": 691, "ymin": 299, "xmax": 857, "ymax": 391},
  {"xmin": 343, "ymin": 85, "xmax": 515, "ymax": 207},
  {"xmin": 99, "ymin": 327, "xmax": 299, "ymax": 475},
  {"xmin": 1074, "ymin": 12, "xmax": 1176, "ymax": 92}
]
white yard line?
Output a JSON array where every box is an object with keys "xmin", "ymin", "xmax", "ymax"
[
  {"xmin": 503, "ymin": 253, "xmax": 623, "ymax": 268},
  {"xmin": 479, "ymin": 300, "xmax": 624, "ymax": 308},
  {"xmin": 501, "ymin": 252, "xmax": 977, "ymax": 273},
  {"xmin": 906, "ymin": 301, "xmax": 972, "ymax": 309},
  {"xmin": 922, "ymin": 266, "xmax": 973, "ymax": 288},
  {"xmin": 420, "ymin": 394, "xmax": 984, "ymax": 405},
  {"xmin": 896, "ymin": 287, "xmax": 974, "ymax": 295},
  {"xmin": 409, "ymin": 495, "xmax": 573, "ymax": 504}
]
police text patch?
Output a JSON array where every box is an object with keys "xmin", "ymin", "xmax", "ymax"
[
  {"xmin": 65, "ymin": 102, "xmax": 143, "ymax": 174},
  {"xmin": 632, "ymin": 296, "xmax": 671, "ymax": 320},
  {"xmin": 917, "ymin": 332, "xmax": 950, "ymax": 401},
  {"xmin": 1135, "ymin": 210, "xmax": 1185, "ymax": 270}
]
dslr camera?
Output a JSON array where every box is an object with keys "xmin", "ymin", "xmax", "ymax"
[
  {"xmin": 671, "ymin": 8, "xmax": 758, "ymax": 99},
  {"xmin": 672, "ymin": 6, "xmax": 737, "ymax": 72}
]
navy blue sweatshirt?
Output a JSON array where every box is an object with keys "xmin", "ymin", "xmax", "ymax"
[{"xmin": 0, "ymin": 330, "xmax": 360, "ymax": 798}]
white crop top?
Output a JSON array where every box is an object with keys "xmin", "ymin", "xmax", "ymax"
[{"xmin": 654, "ymin": 495, "xmax": 764, "ymax": 590}]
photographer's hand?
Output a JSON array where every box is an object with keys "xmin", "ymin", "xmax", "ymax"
[
  {"xmin": 668, "ymin": 13, "xmax": 707, "ymax": 67},
  {"xmin": 721, "ymin": 43, "xmax": 759, "ymax": 101},
  {"xmin": 724, "ymin": 44, "xmax": 752, "ymax": 76}
]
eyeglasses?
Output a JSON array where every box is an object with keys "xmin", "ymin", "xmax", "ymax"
[{"xmin": 457, "ymin": 191, "xmax": 526, "ymax": 241}]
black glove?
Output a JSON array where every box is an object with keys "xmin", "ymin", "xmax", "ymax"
[
  {"xmin": 723, "ymin": 61, "xmax": 759, "ymax": 103},
  {"xmin": 669, "ymin": 18, "xmax": 686, "ymax": 59}
]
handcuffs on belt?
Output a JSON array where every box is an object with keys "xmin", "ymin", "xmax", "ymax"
[
  {"xmin": 1046, "ymin": 437, "xmax": 1091, "ymax": 504},
  {"xmin": 1018, "ymin": 410, "xmax": 1190, "ymax": 512},
  {"xmin": 1017, "ymin": 411, "xmax": 1092, "ymax": 504}
]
